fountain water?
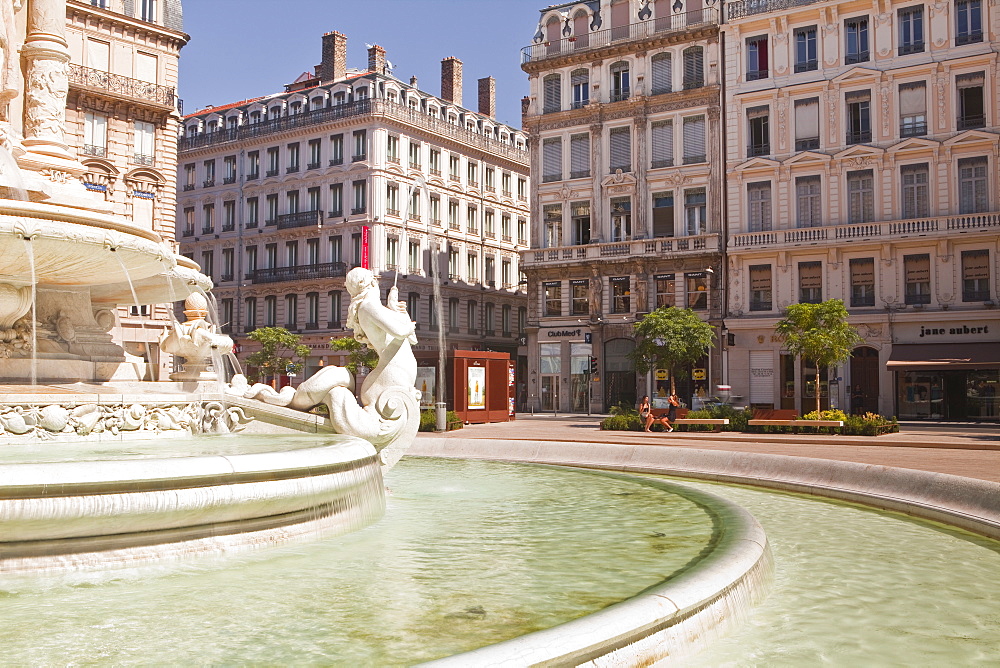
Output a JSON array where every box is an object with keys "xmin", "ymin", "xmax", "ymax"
[{"xmin": 21, "ymin": 237, "xmax": 36, "ymax": 386}]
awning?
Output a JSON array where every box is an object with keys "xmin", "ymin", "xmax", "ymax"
[{"xmin": 887, "ymin": 343, "xmax": 1000, "ymax": 370}]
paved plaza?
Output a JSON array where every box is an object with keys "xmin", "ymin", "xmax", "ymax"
[{"xmin": 421, "ymin": 416, "xmax": 1000, "ymax": 483}]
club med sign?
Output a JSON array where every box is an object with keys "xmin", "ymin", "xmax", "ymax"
[{"xmin": 545, "ymin": 328, "xmax": 583, "ymax": 339}]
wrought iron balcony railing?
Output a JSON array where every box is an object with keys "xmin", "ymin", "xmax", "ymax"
[
  {"xmin": 276, "ymin": 210, "xmax": 324, "ymax": 230},
  {"xmin": 178, "ymin": 98, "xmax": 528, "ymax": 164},
  {"xmin": 251, "ymin": 261, "xmax": 347, "ymax": 284},
  {"xmin": 68, "ymin": 64, "xmax": 176, "ymax": 108},
  {"xmin": 521, "ymin": 8, "xmax": 718, "ymax": 64}
]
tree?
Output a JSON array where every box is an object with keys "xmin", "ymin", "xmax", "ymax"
[
  {"xmin": 329, "ymin": 336, "xmax": 379, "ymax": 375},
  {"xmin": 628, "ymin": 306, "xmax": 716, "ymax": 395},
  {"xmin": 245, "ymin": 327, "xmax": 311, "ymax": 385},
  {"xmin": 774, "ymin": 299, "xmax": 863, "ymax": 415}
]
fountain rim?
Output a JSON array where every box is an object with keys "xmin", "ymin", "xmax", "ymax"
[
  {"xmin": 0, "ymin": 199, "xmax": 168, "ymax": 246},
  {"xmin": 425, "ymin": 467, "xmax": 771, "ymax": 667},
  {"xmin": 0, "ymin": 434, "xmax": 377, "ymax": 492}
]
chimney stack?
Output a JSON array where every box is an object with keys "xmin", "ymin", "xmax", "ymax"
[
  {"xmin": 441, "ymin": 56, "xmax": 463, "ymax": 106},
  {"xmin": 478, "ymin": 76, "xmax": 496, "ymax": 118},
  {"xmin": 317, "ymin": 31, "xmax": 347, "ymax": 82},
  {"xmin": 368, "ymin": 44, "xmax": 386, "ymax": 74}
]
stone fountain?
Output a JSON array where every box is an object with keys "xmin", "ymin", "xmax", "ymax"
[{"xmin": 0, "ymin": 0, "xmax": 420, "ymax": 573}]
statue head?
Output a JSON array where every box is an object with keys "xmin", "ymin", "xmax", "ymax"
[{"xmin": 345, "ymin": 267, "xmax": 377, "ymax": 297}]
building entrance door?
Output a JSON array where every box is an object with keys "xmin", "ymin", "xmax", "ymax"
[
  {"xmin": 850, "ymin": 346, "xmax": 880, "ymax": 414},
  {"xmin": 541, "ymin": 375, "xmax": 560, "ymax": 412}
]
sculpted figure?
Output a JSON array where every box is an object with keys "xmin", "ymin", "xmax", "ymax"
[
  {"xmin": 240, "ymin": 268, "xmax": 420, "ymax": 460},
  {"xmin": 159, "ymin": 293, "xmax": 234, "ymax": 380}
]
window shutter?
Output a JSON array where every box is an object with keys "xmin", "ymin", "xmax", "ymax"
[
  {"xmin": 570, "ymin": 133, "xmax": 590, "ymax": 177},
  {"xmin": 609, "ymin": 126, "xmax": 631, "ymax": 172},
  {"xmin": 571, "ymin": 69, "xmax": 588, "ymax": 88},
  {"xmin": 682, "ymin": 116, "xmax": 705, "ymax": 162},
  {"xmin": 651, "ymin": 121, "xmax": 673, "ymax": 167},
  {"xmin": 651, "ymin": 53, "xmax": 672, "ymax": 94},
  {"xmin": 543, "ymin": 75, "xmax": 562, "ymax": 113},
  {"xmin": 542, "ymin": 138, "xmax": 562, "ymax": 181},
  {"xmin": 898, "ymin": 83, "xmax": 926, "ymax": 116},
  {"xmin": 683, "ymin": 47, "xmax": 704, "ymax": 86},
  {"xmin": 794, "ymin": 98, "xmax": 819, "ymax": 139}
]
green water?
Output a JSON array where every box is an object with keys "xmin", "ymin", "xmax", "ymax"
[
  {"xmin": 674, "ymin": 478, "xmax": 1000, "ymax": 666},
  {"xmin": 0, "ymin": 458, "xmax": 718, "ymax": 665}
]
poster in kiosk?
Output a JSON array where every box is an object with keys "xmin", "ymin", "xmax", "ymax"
[{"xmin": 449, "ymin": 350, "xmax": 515, "ymax": 424}]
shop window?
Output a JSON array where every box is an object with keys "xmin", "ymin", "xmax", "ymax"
[
  {"xmin": 903, "ymin": 253, "xmax": 931, "ymax": 305},
  {"xmin": 571, "ymin": 279, "xmax": 589, "ymax": 315},
  {"xmin": 686, "ymin": 272, "xmax": 708, "ymax": 310},
  {"xmin": 850, "ymin": 258, "xmax": 876, "ymax": 307},
  {"xmin": 544, "ymin": 281, "xmax": 562, "ymax": 316},
  {"xmin": 961, "ymin": 249, "xmax": 990, "ymax": 301},
  {"xmin": 749, "ymin": 264, "xmax": 772, "ymax": 311},
  {"xmin": 610, "ymin": 276, "xmax": 631, "ymax": 313},
  {"xmin": 798, "ymin": 261, "xmax": 822, "ymax": 304},
  {"xmin": 655, "ymin": 274, "xmax": 675, "ymax": 308}
]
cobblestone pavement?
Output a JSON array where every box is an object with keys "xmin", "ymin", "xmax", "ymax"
[{"xmin": 420, "ymin": 415, "xmax": 1000, "ymax": 483}]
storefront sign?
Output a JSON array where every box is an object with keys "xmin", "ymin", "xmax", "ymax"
[
  {"xmin": 655, "ymin": 369, "xmax": 669, "ymax": 381},
  {"xmin": 544, "ymin": 328, "xmax": 584, "ymax": 339},
  {"xmin": 692, "ymin": 368, "xmax": 706, "ymax": 381},
  {"xmin": 361, "ymin": 225, "xmax": 370, "ymax": 269},
  {"xmin": 896, "ymin": 322, "xmax": 995, "ymax": 342},
  {"xmin": 416, "ymin": 367, "xmax": 435, "ymax": 409}
]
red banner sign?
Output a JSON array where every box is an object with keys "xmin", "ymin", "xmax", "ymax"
[{"xmin": 361, "ymin": 225, "xmax": 370, "ymax": 269}]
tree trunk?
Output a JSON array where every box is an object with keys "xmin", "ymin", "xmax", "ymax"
[{"xmin": 815, "ymin": 366, "xmax": 822, "ymax": 416}]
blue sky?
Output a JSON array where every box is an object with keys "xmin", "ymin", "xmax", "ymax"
[{"xmin": 179, "ymin": 0, "xmax": 546, "ymax": 127}]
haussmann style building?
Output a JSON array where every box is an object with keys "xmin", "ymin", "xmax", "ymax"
[
  {"xmin": 519, "ymin": 0, "xmax": 725, "ymax": 413},
  {"xmin": 66, "ymin": 0, "xmax": 188, "ymax": 380},
  {"xmin": 177, "ymin": 32, "xmax": 531, "ymax": 398},
  {"xmin": 722, "ymin": 0, "xmax": 1000, "ymax": 420}
]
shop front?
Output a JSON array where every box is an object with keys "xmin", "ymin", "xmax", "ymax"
[{"xmin": 888, "ymin": 320, "xmax": 999, "ymax": 421}]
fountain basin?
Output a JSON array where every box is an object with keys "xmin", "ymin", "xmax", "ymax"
[
  {"xmin": 0, "ymin": 201, "xmax": 209, "ymax": 301},
  {"xmin": 0, "ymin": 435, "xmax": 385, "ymax": 574}
]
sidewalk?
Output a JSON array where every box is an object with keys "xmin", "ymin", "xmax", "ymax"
[{"xmin": 419, "ymin": 415, "xmax": 1000, "ymax": 483}]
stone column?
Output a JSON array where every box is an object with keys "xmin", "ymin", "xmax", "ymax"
[{"xmin": 18, "ymin": 0, "xmax": 84, "ymax": 177}]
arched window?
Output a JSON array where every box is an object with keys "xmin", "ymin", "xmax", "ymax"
[
  {"xmin": 683, "ymin": 46, "xmax": 704, "ymax": 89},
  {"xmin": 651, "ymin": 52, "xmax": 672, "ymax": 95}
]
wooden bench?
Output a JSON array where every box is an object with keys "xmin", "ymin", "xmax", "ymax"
[
  {"xmin": 748, "ymin": 409, "xmax": 843, "ymax": 430},
  {"xmin": 650, "ymin": 408, "xmax": 730, "ymax": 431}
]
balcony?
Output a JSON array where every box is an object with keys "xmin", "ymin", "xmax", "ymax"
[
  {"xmin": 794, "ymin": 60, "xmax": 818, "ymax": 73},
  {"xmin": 134, "ymin": 154, "xmax": 155, "ymax": 166},
  {"xmin": 905, "ymin": 292, "xmax": 931, "ymax": 306},
  {"xmin": 247, "ymin": 172, "xmax": 259, "ymax": 181},
  {"xmin": 386, "ymin": 208, "xmax": 400, "ymax": 217},
  {"xmin": 220, "ymin": 273, "xmax": 234, "ymax": 282},
  {"xmin": 286, "ymin": 165, "xmax": 299, "ymax": 174},
  {"xmin": 68, "ymin": 64, "xmax": 176, "ymax": 110},
  {"xmin": 522, "ymin": 234, "xmax": 720, "ymax": 269},
  {"xmin": 747, "ymin": 143, "xmax": 771, "ymax": 158},
  {"xmin": 409, "ymin": 162, "xmax": 421, "ymax": 170},
  {"xmin": 352, "ymin": 154, "xmax": 367, "ymax": 162},
  {"xmin": 307, "ymin": 162, "xmax": 321, "ymax": 170},
  {"xmin": 900, "ymin": 122, "xmax": 928, "ymax": 137},
  {"xmin": 570, "ymin": 169, "xmax": 591, "ymax": 179},
  {"xmin": 727, "ymin": 0, "xmax": 824, "ymax": 20},
  {"xmin": 846, "ymin": 130, "xmax": 872, "ymax": 145},
  {"xmin": 251, "ymin": 261, "xmax": 348, "ymax": 284},
  {"xmin": 898, "ymin": 42, "xmax": 925, "ymax": 56},
  {"xmin": 958, "ymin": 115, "xmax": 986, "ymax": 131},
  {"xmin": 610, "ymin": 90, "xmax": 630, "ymax": 103},
  {"xmin": 277, "ymin": 210, "xmax": 324, "ymax": 230},
  {"xmin": 327, "ymin": 320, "xmax": 343, "ymax": 329},
  {"xmin": 328, "ymin": 209, "xmax": 343, "ymax": 218},
  {"xmin": 221, "ymin": 223, "xmax": 235, "ymax": 232},
  {"xmin": 223, "ymin": 175, "xmax": 236, "ymax": 184},
  {"xmin": 430, "ymin": 168, "xmax": 442, "ymax": 176},
  {"xmin": 351, "ymin": 206, "xmax": 366, "ymax": 215},
  {"xmin": 749, "ymin": 300, "xmax": 773, "ymax": 311},
  {"xmin": 265, "ymin": 169, "xmax": 279, "ymax": 177},
  {"xmin": 182, "ymin": 227, "xmax": 194, "ymax": 237},
  {"xmin": 731, "ymin": 211, "xmax": 1000, "ymax": 250},
  {"xmin": 329, "ymin": 157, "xmax": 344, "ymax": 166},
  {"xmin": 795, "ymin": 137, "xmax": 820, "ymax": 151},
  {"xmin": 521, "ymin": 8, "xmax": 718, "ymax": 64},
  {"xmin": 956, "ymin": 31, "xmax": 984, "ymax": 46},
  {"xmin": 746, "ymin": 69, "xmax": 768, "ymax": 81},
  {"xmin": 82, "ymin": 144, "xmax": 105, "ymax": 158},
  {"xmin": 964, "ymin": 290, "xmax": 991, "ymax": 302},
  {"xmin": 387, "ymin": 156, "xmax": 400, "ymax": 164},
  {"xmin": 183, "ymin": 183, "xmax": 195, "ymax": 191},
  {"xmin": 845, "ymin": 51, "xmax": 870, "ymax": 64},
  {"xmin": 203, "ymin": 179, "xmax": 215, "ymax": 188}
]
